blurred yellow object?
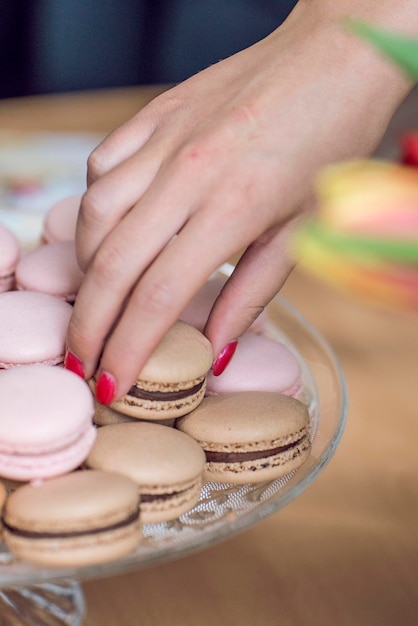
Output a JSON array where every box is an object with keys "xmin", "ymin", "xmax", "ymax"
[
  {"xmin": 293, "ymin": 159, "xmax": 418, "ymax": 310},
  {"xmin": 316, "ymin": 160, "xmax": 418, "ymax": 237}
]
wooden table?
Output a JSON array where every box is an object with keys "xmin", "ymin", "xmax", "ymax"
[{"xmin": 0, "ymin": 86, "xmax": 417, "ymax": 626}]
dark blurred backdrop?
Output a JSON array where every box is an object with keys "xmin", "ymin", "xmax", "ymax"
[{"xmin": 1, "ymin": 0, "xmax": 296, "ymax": 98}]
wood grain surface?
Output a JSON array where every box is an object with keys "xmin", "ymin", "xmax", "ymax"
[{"xmin": 0, "ymin": 86, "xmax": 416, "ymax": 626}]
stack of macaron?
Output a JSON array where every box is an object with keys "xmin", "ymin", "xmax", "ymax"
[
  {"xmin": 293, "ymin": 158, "xmax": 418, "ymax": 310},
  {"xmin": 0, "ymin": 193, "xmax": 313, "ymax": 570},
  {"xmin": 85, "ymin": 320, "xmax": 310, "ymax": 488},
  {"xmin": 0, "ymin": 196, "xmax": 142, "ymax": 567},
  {"xmin": 0, "ymin": 365, "xmax": 144, "ymax": 567},
  {"xmin": 0, "ymin": 194, "xmax": 83, "ymax": 301}
]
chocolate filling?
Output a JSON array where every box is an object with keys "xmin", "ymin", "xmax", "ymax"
[
  {"xmin": 3, "ymin": 508, "xmax": 140, "ymax": 540},
  {"xmin": 140, "ymin": 485, "xmax": 193, "ymax": 503},
  {"xmin": 128, "ymin": 379, "xmax": 204, "ymax": 402},
  {"xmin": 205, "ymin": 438, "xmax": 307, "ymax": 464}
]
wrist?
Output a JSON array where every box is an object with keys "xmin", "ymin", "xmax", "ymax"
[
  {"xmin": 274, "ymin": 1, "xmax": 415, "ymax": 116},
  {"xmin": 298, "ymin": 0, "xmax": 418, "ymax": 33}
]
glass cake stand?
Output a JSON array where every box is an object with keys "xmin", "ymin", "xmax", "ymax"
[{"xmin": 0, "ymin": 267, "xmax": 348, "ymax": 625}]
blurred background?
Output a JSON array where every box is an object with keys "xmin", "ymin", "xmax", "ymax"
[{"xmin": 0, "ymin": 0, "xmax": 296, "ymax": 98}]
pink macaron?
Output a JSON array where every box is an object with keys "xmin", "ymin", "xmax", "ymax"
[
  {"xmin": 205, "ymin": 332, "xmax": 303, "ymax": 397},
  {"xmin": 41, "ymin": 195, "xmax": 81, "ymax": 244},
  {"xmin": 0, "ymin": 223, "xmax": 20, "ymax": 292},
  {"xmin": 0, "ymin": 291, "xmax": 72, "ymax": 368},
  {"xmin": 179, "ymin": 275, "xmax": 268, "ymax": 334},
  {"xmin": 15, "ymin": 241, "xmax": 84, "ymax": 302},
  {"xmin": 0, "ymin": 365, "xmax": 96, "ymax": 482}
]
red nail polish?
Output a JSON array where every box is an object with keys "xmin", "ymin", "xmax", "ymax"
[
  {"xmin": 64, "ymin": 351, "xmax": 85, "ymax": 379},
  {"xmin": 212, "ymin": 341, "xmax": 238, "ymax": 376},
  {"xmin": 401, "ymin": 132, "xmax": 418, "ymax": 167},
  {"xmin": 95, "ymin": 371, "xmax": 116, "ymax": 406}
]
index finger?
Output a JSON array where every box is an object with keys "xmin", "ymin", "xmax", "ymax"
[{"xmin": 75, "ymin": 140, "xmax": 162, "ymax": 272}]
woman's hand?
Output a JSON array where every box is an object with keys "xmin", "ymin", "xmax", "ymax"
[{"xmin": 65, "ymin": 2, "xmax": 412, "ymax": 404}]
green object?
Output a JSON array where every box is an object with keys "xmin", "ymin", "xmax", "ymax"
[
  {"xmin": 347, "ymin": 18, "xmax": 418, "ymax": 81},
  {"xmin": 303, "ymin": 220, "xmax": 418, "ymax": 265}
]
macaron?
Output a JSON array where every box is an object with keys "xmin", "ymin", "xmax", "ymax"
[
  {"xmin": 176, "ymin": 392, "xmax": 311, "ymax": 484},
  {"xmin": 3, "ymin": 470, "xmax": 141, "ymax": 567},
  {"xmin": 93, "ymin": 402, "xmax": 175, "ymax": 428},
  {"xmin": 0, "ymin": 365, "xmax": 96, "ymax": 481},
  {"xmin": 0, "ymin": 223, "xmax": 20, "ymax": 292},
  {"xmin": 86, "ymin": 422, "xmax": 206, "ymax": 522},
  {"xmin": 15, "ymin": 241, "xmax": 84, "ymax": 303},
  {"xmin": 93, "ymin": 320, "xmax": 213, "ymax": 419},
  {"xmin": 180, "ymin": 274, "xmax": 268, "ymax": 334},
  {"xmin": 41, "ymin": 195, "xmax": 81, "ymax": 244},
  {"xmin": 0, "ymin": 291, "xmax": 72, "ymax": 368},
  {"xmin": 205, "ymin": 333, "xmax": 303, "ymax": 397}
]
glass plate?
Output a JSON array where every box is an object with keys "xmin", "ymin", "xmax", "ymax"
[{"xmin": 0, "ymin": 265, "xmax": 348, "ymax": 589}]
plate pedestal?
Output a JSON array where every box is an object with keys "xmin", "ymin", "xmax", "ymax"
[{"xmin": 0, "ymin": 580, "xmax": 84, "ymax": 625}]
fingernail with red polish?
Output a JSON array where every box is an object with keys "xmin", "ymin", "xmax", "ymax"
[
  {"xmin": 64, "ymin": 350, "xmax": 85, "ymax": 379},
  {"xmin": 96, "ymin": 371, "xmax": 116, "ymax": 405},
  {"xmin": 212, "ymin": 341, "xmax": 238, "ymax": 376}
]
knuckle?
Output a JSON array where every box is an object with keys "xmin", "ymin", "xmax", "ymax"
[
  {"xmin": 135, "ymin": 277, "xmax": 177, "ymax": 316},
  {"xmin": 87, "ymin": 147, "xmax": 107, "ymax": 181},
  {"xmin": 80, "ymin": 188, "xmax": 109, "ymax": 228},
  {"xmin": 154, "ymin": 90, "xmax": 187, "ymax": 117},
  {"xmin": 91, "ymin": 242, "xmax": 130, "ymax": 286}
]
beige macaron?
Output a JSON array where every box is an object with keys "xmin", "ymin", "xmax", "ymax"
[
  {"xmin": 93, "ymin": 402, "xmax": 175, "ymax": 428},
  {"xmin": 92, "ymin": 320, "xmax": 213, "ymax": 420},
  {"xmin": 3, "ymin": 470, "xmax": 141, "ymax": 567},
  {"xmin": 176, "ymin": 392, "xmax": 311, "ymax": 484},
  {"xmin": 85, "ymin": 422, "xmax": 206, "ymax": 523}
]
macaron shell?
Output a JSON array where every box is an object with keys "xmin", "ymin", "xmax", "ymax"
[
  {"xmin": 93, "ymin": 402, "xmax": 141, "ymax": 426},
  {"xmin": 93, "ymin": 402, "xmax": 175, "ymax": 427},
  {"xmin": 86, "ymin": 422, "xmax": 206, "ymax": 486},
  {"xmin": 205, "ymin": 333, "xmax": 302, "ymax": 396},
  {"xmin": 0, "ymin": 426, "xmax": 96, "ymax": 481},
  {"xmin": 177, "ymin": 392, "xmax": 309, "ymax": 447},
  {"xmin": 5, "ymin": 470, "xmax": 138, "ymax": 532},
  {"xmin": 137, "ymin": 320, "xmax": 213, "ymax": 383},
  {"xmin": 0, "ymin": 365, "xmax": 95, "ymax": 454},
  {"xmin": 0, "ymin": 291, "xmax": 72, "ymax": 367},
  {"xmin": 15, "ymin": 241, "xmax": 84, "ymax": 301},
  {"xmin": 42, "ymin": 195, "xmax": 81, "ymax": 243}
]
